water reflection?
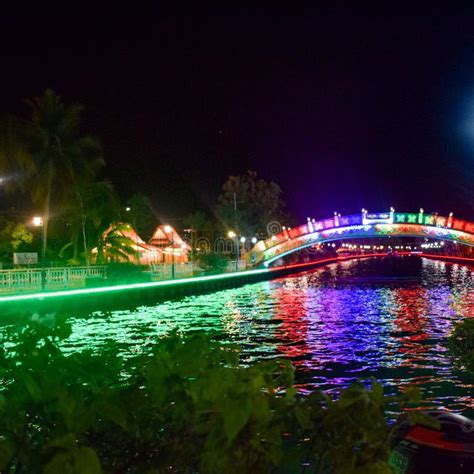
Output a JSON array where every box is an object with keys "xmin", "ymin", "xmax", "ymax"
[
  {"xmin": 392, "ymin": 287, "xmax": 429, "ymax": 358},
  {"xmin": 62, "ymin": 257, "xmax": 474, "ymax": 414}
]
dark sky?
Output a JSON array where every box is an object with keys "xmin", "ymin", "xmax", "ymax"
[{"xmin": 1, "ymin": 4, "xmax": 474, "ymax": 223}]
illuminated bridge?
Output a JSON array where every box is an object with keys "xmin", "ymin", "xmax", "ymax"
[{"xmin": 248, "ymin": 210, "xmax": 474, "ymax": 267}]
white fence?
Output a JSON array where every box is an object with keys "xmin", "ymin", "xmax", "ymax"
[
  {"xmin": 225, "ymin": 260, "xmax": 247, "ymax": 272},
  {"xmin": 149, "ymin": 263, "xmax": 197, "ymax": 280},
  {"xmin": 0, "ymin": 259, "xmax": 249, "ymax": 294},
  {"xmin": 0, "ymin": 266, "xmax": 106, "ymax": 293},
  {"xmin": 149, "ymin": 260, "xmax": 247, "ymax": 280}
]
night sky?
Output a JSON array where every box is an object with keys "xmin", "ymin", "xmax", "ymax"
[{"xmin": 1, "ymin": 5, "xmax": 474, "ymax": 223}]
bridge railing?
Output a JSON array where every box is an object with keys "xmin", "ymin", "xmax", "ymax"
[{"xmin": 249, "ymin": 212, "xmax": 474, "ymax": 265}]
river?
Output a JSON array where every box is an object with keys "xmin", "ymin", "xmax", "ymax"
[{"xmin": 62, "ymin": 256, "xmax": 474, "ymax": 414}]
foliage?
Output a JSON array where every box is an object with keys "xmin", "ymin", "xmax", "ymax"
[
  {"xmin": 448, "ymin": 318, "xmax": 474, "ymax": 372},
  {"xmin": 105, "ymin": 262, "xmax": 151, "ymax": 284},
  {"xmin": 124, "ymin": 193, "xmax": 157, "ymax": 240},
  {"xmin": 65, "ymin": 180, "xmax": 121, "ymax": 263},
  {"xmin": 291, "ymin": 382, "xmax": 429, "ymax": 474},
  {"xmin": 94, "ymin": 223, "xmax": 137, "ymax": 264},
  {"xmin": 197, "ymin": 251, "xmax": 229, "ymax": 273},
  {"xmin": 0, "ymin": 319, "xmax": 428, "ymax": 473},
  {"xmin": 216, "ymin": 170, "xmax": 286, "ymax": 236},
  {"xmin": 183, "ymin": 210, "xmax": 218, "ymax": 252},
  {"xmin": 0, "ymin": 89, "xmax": 104, "ymax": 261},
  {"xmin": 0, "ymin": 220, "xmax": 34, "ymax": 262}
]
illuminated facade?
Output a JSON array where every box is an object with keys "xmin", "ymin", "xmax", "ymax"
[
  {"xmin": 93, "ymin": 224, "xmax": 189, "ymax": 265},
  {"xmin": 148, "ymin": 225, "xmax": 190, "ymax": 264}
]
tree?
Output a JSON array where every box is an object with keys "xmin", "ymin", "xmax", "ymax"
[
  {"xmin": 196, "ymin": 252, "xmax": 229, "ymax": 273},
  {"xmin": 216, "ymin": 170, "xmax": 286, "ymax": 237},
  {"xmin": 124, "ymin": 193, "xmax": 157, "ymax": 240},
  {"xmin": 94, "ymin": 223, "xmax": 137, "ymax": 264},
  {"xmin": 63, "ymin": 180, "xmax": 121, "ymax": 265},
  {"xmin": 183, "ymin": 210, "xmax": 216, "ymax": 251},
  {"xmin": 448, "ymin": 318, "xmax": 474, "ymax": 372},
  {"xmin": 0, "ymin": 89, "xmax": 104, "ymax": 261},
  {"xmin": 0, "ymin": 221, "xmax": 34, "ymax": 263}
]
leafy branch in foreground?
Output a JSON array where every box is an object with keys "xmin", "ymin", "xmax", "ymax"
[
  {"xmin": 448, "ymin": 318, "xmax": 474, "ymax": 373},
  {"xmin": 0, "ymin": 318, "xmax": 426, "ymax": 473}
]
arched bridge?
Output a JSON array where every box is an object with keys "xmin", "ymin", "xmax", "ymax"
[{"xmin": 247, "ymin": 210, "xmax": 474, "ymax": 267}]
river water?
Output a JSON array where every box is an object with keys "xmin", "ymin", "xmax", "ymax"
[{"xmin": 64, "ymin": 256, "xmax": 474, "ymax": 414}]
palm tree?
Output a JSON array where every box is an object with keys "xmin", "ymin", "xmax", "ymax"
[
  {"xmin": 64, "ymin": 180, "xmax": 121, "ymax": 265},
  {"xmin": 95, "ymin": 223, "xmax": 137, "ymax": 264},
  {"xmin": 0, "ymin": 89, "xmax": 104, "ymax": 262}
]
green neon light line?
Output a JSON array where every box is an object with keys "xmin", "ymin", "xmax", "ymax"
[{"xmin": 0, "ymin": 268, "xmax": 270, "ymax": 303}]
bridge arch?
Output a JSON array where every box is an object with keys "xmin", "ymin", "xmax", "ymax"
[{"xmin": 246, "ymin": 211, "xmax": 474, "ymax": 267}]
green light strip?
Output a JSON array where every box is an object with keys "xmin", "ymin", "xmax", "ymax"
[{"xmin": 0, "ymin": 268, "xmax": 270, "ymax": 303}]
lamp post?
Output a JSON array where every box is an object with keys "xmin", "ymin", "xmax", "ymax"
[
  {"xmin": 240, "ymin": 236, "xmax": 246, "ymax": 270},
  {"xmin": 126, "ymin": 206, "xmax": 140, "ymax": 264},
  {"xmin": 228, "ymin": 230, "xmax": 239, "ymax": 271},
  {"xmin": 33, "ymin": 216, "xmax": 45, "ymax": 291},
  {"xmin": 164, "ymin": 225, "xmax": 175, "ymax": 279}
]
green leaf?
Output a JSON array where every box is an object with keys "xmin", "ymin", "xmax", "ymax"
[
  {"xmin": 97, "ymin": 402, "xmax": 127, "ymax": 430},
  {"xmin": 286, "ymin": 386, "xmax": 297, "ymax": 400},
  {"xmin": 0, "ymin": 439, "xmax": 15, "ymax": 470},
  {"xmin": 45, "ymin": 434, "xmax": 76, "ymax": 450},
  {"xmin": 371, "ymin": 381, "xmax": 384, "ymax": 402},
  {"xmin": 223, "ymin": 398, "xmax": 251, "ymax": 442},
  {"xmin": 403, "ymin": 386, "xmax": 422, "ymax": 404},
  {"xmin": 20, "ymin": 372, "xmax": 42, "ymax": 401},
  {"xmin": 43, "ymin": 447, "xmax": 102, "ymax": 474},
  {"xmin": 406, "ymin": 411, "xmax": 441, "ymax": 430},
  {"xmin": 295, "ymin": 405, "xmax": 312, "ymax": 429}
]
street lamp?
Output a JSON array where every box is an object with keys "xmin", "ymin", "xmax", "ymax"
[
  {"xmin": 33, "ymin": 216, "xmax": 45, "ymax": 291},
  {"xmin": 126, "ymin": 206, "xmax": 140, "ymax": 264},
  {"xmin": 228, "ymin": 230, "xmax": 239, "ymax": 271},
  {"xmin": 164, "ymin": 225, "xmax": 175, "ymax": 278},
  {"xmin": 240, "ymin": 237, "xmax": 247, "ymax": 265}
]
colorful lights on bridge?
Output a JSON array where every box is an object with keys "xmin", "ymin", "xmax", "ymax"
[{"xmin": 249, "ymin": 211, "xmax": 474, "ymax": 266}]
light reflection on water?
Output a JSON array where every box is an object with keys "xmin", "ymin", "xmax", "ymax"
[{"xmin": 64, "ymin": 257, "xmax": 473, "ymax": 414}]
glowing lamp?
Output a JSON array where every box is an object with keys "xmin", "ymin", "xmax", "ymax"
[
  {"xmin": 240, "ymin": 237, "xmax": 246, "ymax": 243},
  {"xmin": 33, "ymin": 216, "xmax": 43, "ymax": 227},
  {"xmin": 164, "ymin": 225, "xmax": 172, "ymax": 233},
  {"xmin": 251, "ymin": 237, "xmax": 257, "ymax": 244}
]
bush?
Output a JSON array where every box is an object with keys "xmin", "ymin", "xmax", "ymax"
[
  {"xmin": 0, "ymin": 318, "xmax": 425, "ymax": 473},
  {"xmin": 105, "ymin": 262, "xmax": 151, "ymax": 284},
  {"xmin": 448, "ymin": 318, "xmax": 474, "ymax": 372},
  {"xmin": 196, "ymin": 252, "xmax": 229, "ymax": 273}
]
